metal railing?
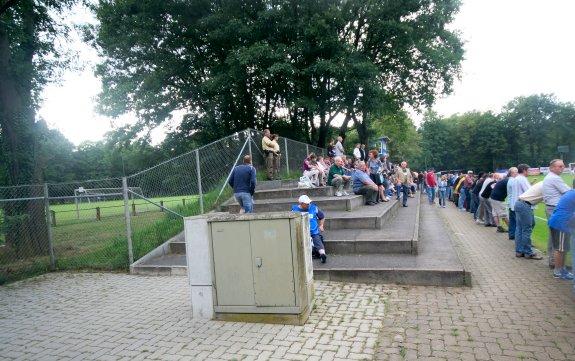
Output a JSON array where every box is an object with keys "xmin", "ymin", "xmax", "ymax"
[{"xmin": 0, "ymin": 129, "xmax": 325, "ymax": 284}]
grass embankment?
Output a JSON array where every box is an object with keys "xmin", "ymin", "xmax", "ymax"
[
  {"xmin": 0, "ymin": 188, "xmax": 232, "ymax": 285},
  {"xmin": 528, "ymin": 173, "xmax": 574, "ymax": 264}
]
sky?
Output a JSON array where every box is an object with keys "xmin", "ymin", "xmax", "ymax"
[{"xmin": 38, "ymin": 0, "xmax": 575, "ymax": 146}]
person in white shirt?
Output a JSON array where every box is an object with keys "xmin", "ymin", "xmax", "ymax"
[
  {"xmin": 334, "ymin": 136, "xmax": 345, "ymax": 157},
  {"xmin": 353, "ymin": 143, "xmax": 361, "ymax": 161}
]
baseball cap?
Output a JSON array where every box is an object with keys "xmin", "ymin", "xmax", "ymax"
[{"xmin": 298, "ymin": 195, "xmax": 312, "ymax": 204}]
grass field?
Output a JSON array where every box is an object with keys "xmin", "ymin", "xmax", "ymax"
[{"xmin": 528, "ymin": 173, "xmax": 574, "ymax": 264}]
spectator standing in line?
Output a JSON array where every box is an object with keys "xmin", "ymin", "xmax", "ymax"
[
  {"xmin": 514, "ymin": 180, "xmax": 544, "ymax": 259},
  {"xmin": 353, "ymin": 143, "xmax": 362, "ymax": 161},
  {"xmin": 506, "ymin": 167, "xmax": 519, "ymax": 240},
  {"xmin": 270, "ymin": 134, "xmax": 281, "ymax": 180},
  {"xmin": 480, "ymin": 173, "xmax": 499, "ymax": 227},
  {"xmin": 471, "ymin": 172, "xmax": 485, "ymax": 220},
  {"xmin": 352, "ymin": 161, "xmax": 379, "ymax": 205},
  {"xmin": 334, "ymin": 136, "xmax": 345, "ymax": 157},
  {"xmin": 543, "ymin": 159, "xmax": 572, "ymax": 278},
  {"xmin": 454, "ymin": 174, "xmax": 466, "ymax": 208},
  {"xmin": 328, "ymin": 156, "xmax": 351, "ymax": 197},
  {"xmin": 548, "ymin": 181, "xmax": 575, "ymax": 287},
  {"xmin": 438, "ymin": 175, "xmax": 448, "ymax": 208},
  {"xmin": 418, "ymin": 172, "xmax": 425, "ymax": 192},
  {"xmin": 425, "ymin": 168, "xmax": 438, "ymax": 204},
  {"xmin": 261, "ymin": 129, "xmax": 275, "ymax": 180},
  {"xmin": 489, "ymin": 171, "xmax": 511, "ymax": 233},
  {"xmin": 395, "ymin": 161, "xmax": 413, "ymax": 207},
  {"xmin": 477, "ymin": 172, "xmax": 493, "ymax": 222},
  {"xmin": 464, "ymin": 171, "xmax": 474, "ymax": 212},
  {"xmin": 228, "ymin": 155, "xmax": 257, "ymax": 213},
  {"xmin": 291, "ymin": 195, "xmax": 327, "ymax": 263}
]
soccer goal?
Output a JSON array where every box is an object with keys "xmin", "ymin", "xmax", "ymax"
[{"xmin": 73, "ymin": 186, "xmax": 143, "ymax": 219}]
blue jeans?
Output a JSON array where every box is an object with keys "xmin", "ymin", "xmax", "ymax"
[
  {"xmin": 447, "ymin": 186, "xmax": 453, "ymax": 201},
  {"xmin": 508, "ymin": 209, "xmax": 516, "ymax": 240},
  {"xmin": 438, "ymin": 189, "xmax": 446, "ymax": 206},
  {"xmin": 311, "ymin": 233, "xmax": 325, "ymax": 255},
  {"xmin": 234, "ymin": 192, "xmax": 254, "ymax": 213},
  {"xmin": 458, "ymin": 188, "xmax": 467, "ymax": 209},
  {"xmin": 426, "ymin": 187, "xmax": 436, "ymax": 203},
  {"xmin": 514, "ymin": 200, "xmax": 535, "ymax": 256},
  {"xmin": 400, "ymin": 185, "xmax": 409, "ymax": 206},
  {"xmin": 470, "ymin": 193, "xmax": 479, "ymax": 214}
]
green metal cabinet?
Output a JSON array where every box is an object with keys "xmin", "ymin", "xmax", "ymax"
[{"xmin": 208, "ymin": 212, "xmax": 314, "ymax": 325}]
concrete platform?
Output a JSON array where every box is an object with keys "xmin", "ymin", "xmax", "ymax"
[
  {"xmin": 133, "ymin": 254, "xmax": 187, "ymax": 276},
  {"xmin": 322, "ymin": 199, "xmax": 419, "ymax": 254},
  {"xmin": 314, "ymin": 197, "xmax": 469, "ymax": 287},
  {"xmin": 251, "ymin": 186, "xmax": 334, "ymax": 200},
  {"xmin": 324, "ymin": 198, "xmax": 400, "ymax": 230}
]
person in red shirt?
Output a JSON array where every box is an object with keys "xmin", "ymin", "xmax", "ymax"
[{"xmin": 425, "ymin": 168, "xmax": 438, "ymax": 204}]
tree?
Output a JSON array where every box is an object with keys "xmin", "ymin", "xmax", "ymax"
[
  {"xmin": 90, "ymin": 0, "xmax": 464, "ymax": 147},
  {"xmin": 0, "ymin": 0, "xmax": 75, "ymax": 255}
]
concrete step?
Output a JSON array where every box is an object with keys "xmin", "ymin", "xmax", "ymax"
[
  {"xmin": 322, "ymin": 199, "xmax": 419, "ymax": 254},
  {"xmin": 255, "ymin": 179, "xmax": 299, "ymax": 190},
  {"xmin": 324, "ymin": 199, "xmax": 400, "ymax": 230},
  {"xmin": 169, "ymin": 240, "xmax": 186, "ymax": 254},
  {"xmin": 313, "ymin": 196, "xmax": 469, "ymax": 287},
  {"xmin": 220, "ymin": 194, "xmax": 364, "ymax": 213},
  {"xmin": 130, "ymin": 254, "xmax": 187, "ymax": 276},
  {"xmin": 252, "ymin": 186, "xmax": 335, "ymax": 200}
]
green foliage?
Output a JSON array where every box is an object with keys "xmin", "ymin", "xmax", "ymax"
[
  {"xmin": 417, "ymin": 95, "xmax": 575, "ymax": 171},
  {"xmin": 90, "ymin": 0, "xmax": 464, "ymax": 146}
]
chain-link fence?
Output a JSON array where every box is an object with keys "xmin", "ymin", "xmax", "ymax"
[{"xmin": 0, "ymin": 129, "xmax": 324, "ymax": 284}]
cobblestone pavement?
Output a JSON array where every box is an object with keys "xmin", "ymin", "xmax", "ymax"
[
  {"xmin": 0, "ymin": 273, "xmax": 398, "ymax": 360},
  {"xmin": 376, "ymin": 202, "xmax": 575, "ymax": 361}
]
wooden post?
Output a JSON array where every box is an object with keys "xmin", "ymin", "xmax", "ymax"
[
  {"xmin": 160, "ymin": 200, "xmax": 164, "ymax": 211},
  {"xmin": 182, "ymin": 198, "xmax": 186, "ymax": 206},
  {"xmin": 96, "ymin": 207, "xmax": 101, "ymax": 221},
  {"xmin": 50, "ymin": 210, "xmax": 56, "ymax": 227},
  {"xmin": 131, "ymin": 202, "xmax": 136, "ymax": 215}
]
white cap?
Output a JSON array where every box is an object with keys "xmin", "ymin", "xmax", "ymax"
[{"xmin": 298, "ymin": 195, "xmax": 312, "ymax": 204}]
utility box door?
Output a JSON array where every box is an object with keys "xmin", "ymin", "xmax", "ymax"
[
  {"xmin": 211, "ymin": 221, "xmax": 254, "ymax": 306},
  {"xmin": 250, "ymin": 220, "xmax": 296, "ymax": 307}
]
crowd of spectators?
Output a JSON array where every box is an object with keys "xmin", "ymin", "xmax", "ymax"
[{"xmin": 427, "ymin": 160, "xmax": 574, "ymax": 292}]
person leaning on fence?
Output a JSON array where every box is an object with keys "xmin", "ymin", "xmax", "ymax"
[
  {"xmin": 262, "ymin": 129, "xmax": 275, "ymax": 180},
  {"xmin": 228, "ymin": 155, "xmax": 257, "ymax": 213},
  {"xmin": 352, "ymin": 161, "xmax": 379, "ymax": 206},
  {"xmin": 548, "ymin": 181, "xmax": 575, "ymax": 288},
  {"xmin": 291, "ymin": 195, "xmax": 327, "ymax": 263},
  {"xmin": 543, "ymin": 159, "xmax": 573, "ymax": 279},
  {"xmin": 513, "ymin": 179, "xmax": 544, "ymax": 259}
]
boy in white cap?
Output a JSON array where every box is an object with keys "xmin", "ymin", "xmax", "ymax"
[{"xmin": 291, "ymin": 195, "xmax": 327, "ymax": 263}]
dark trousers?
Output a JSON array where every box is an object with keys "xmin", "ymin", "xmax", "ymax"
[
  {"xmin": 400, "ymin": 184, "xmax": 409, "ymax": 206},
  {"xmin": 311, "ymin": 234, "xmax": 325, "ymax": 256},
  {"xmin": 355, "ymin": 186, "xmax": 378, "ymax": 204},
  {"xmin": 508, "ymin": 209, "xmax": 516, "ymax": 240}
]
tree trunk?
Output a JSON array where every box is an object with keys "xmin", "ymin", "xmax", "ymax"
[{"xmin": 0, "ymin": 2, "xmax": 50, "ymax": 257}]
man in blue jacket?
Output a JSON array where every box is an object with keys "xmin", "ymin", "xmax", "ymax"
[
  {"xmin": 291, "ymin": 195, "xmax": 327, "ymax": 263},
  {"xmin": 228, "ymin": 155, "xmax": 257, "ymax": 213}
]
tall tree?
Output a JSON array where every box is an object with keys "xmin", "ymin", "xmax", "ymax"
[
  {"xmin": 91, "ymin": 0, "xmax": 464, "ymax": 146},
  {"xmin": 0, "ymin": 0, "xmax": 75, "ymax": 255}
]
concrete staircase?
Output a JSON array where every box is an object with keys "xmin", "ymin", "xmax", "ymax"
[{"xmin": 131, "ymin": 181, "xmax": 470, "ymax": 286}]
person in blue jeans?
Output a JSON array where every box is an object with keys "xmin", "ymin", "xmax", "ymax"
[
  {"xmin": 228, "ymin": 155, "xmax": 257, "ymax": 213},
  {"xmin": 438, "ymin": 175, "xmax": 448, "ymax": 208},
  {"xmin": 291, "ymin": 194, "xmax": 327, "ymax": 263},
  {"xmin": 394, "ymin": 161, "xmax": 413, "ymax": 207}
]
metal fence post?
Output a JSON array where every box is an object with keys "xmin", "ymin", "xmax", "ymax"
[
  {"xmin": 306, "ymin": 144, "xmax": 309, "ymax": 156},
  {"xmin": 284, "ymin": 137, "xmax": 290, "ymax": 174},
  {"xmin": 43, "ymin": 183, "xmax": 56, "ymax": 270},
  {"xmin": 195, "ymin": 149, "xmax": 204, "ymax": 213},
  {"xmin": 122, "ymin": 177, "xmax": 134, "ymax": 265},
  {"xmin": 248, "ymin": 131, "xmax": 253, "ymax": 160}
]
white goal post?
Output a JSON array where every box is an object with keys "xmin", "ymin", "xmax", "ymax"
[{"xmin": 73, "ymin": 186, "xmax": 143, "ymax": 219}]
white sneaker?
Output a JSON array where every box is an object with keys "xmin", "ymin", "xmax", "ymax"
[
  {"xmin": 335, "ymin": 192, "xmax": 343, "ymax": 197},
  {"xmin": 343, "ymin": 191, "xmax": 349, "ymax": 196}
]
